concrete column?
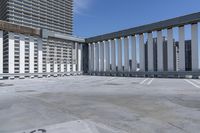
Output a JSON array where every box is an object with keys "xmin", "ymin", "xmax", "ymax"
[
  {"xmin": 147, "ymin": 32, "xmax": 153, "ymax": 71},
  {"xmin": 157, "ymin": 30, "xmax": 163, "ymax": 71},
  {"xmin": 72, "ymin": 65, "xmax": 76, "ymax": 72},
  {"xmin": 117, "ymin": 38, "xmax": 123, "ymax": 72},
  {"xmin": 103, "ymin": 41, "xmax": 106, "ymax": 71},
  {"xmin": 130, "ymin": 35, "xmax": 137, "ymax": 72},
  {"xmin": 66, "ymin": 62, "xmax": 71, "ymax": 76},
  {"xmin": 94, "ymin": 43, "xmax": 99, "ymax": 72},
  {"xmin": 29, "ymin": 37, "xmax": 35, "ymax": 74},
  {"xmin": 191, "ymin": 23, "xmax": 199, "ymax": 71},
  {"xmin": 97, "ymin": 42, "xmax": 100, "ymax": 72},
  {"xmin": 19, "ymin": 35, "xmax": 25, "ymax": 74},
  {"xmin": 61, "ymin": 45, "xmax": 64, "ymax": 73},
  {"xmin": 54, "ymin": 63, "xmax": 58, "ymax": 73},
  {"xmin": 92, "ymin": 43, "xmax": 96, "ymax": 72},
  {"xmin": 88, "ymin": 43, "xmax": 92, "ymax": 72},
  {"xmin": 8, "ymin": 32, "xmax": 15, "ymax": 74},
  {"xmin": 111, "ymin": 40, "xmax": 116, "ymax": 72},
  {"xmin": 67, "ymin": 63, "xmax": 71, "ymax": 72},
  {"xmin": 72, "ymin": 43, "xmax": 78, "ymax": 72},
  {"xmin": 104, "ymin": 41, "xmax": 110, "ymax": 72},
  {"xmin": 167, "ymin": 28, "xmax": 174, "ymax": 72},
  {"xmin": 0, "ymin": 31, "xmax": 3, "ymax": 75},
  {"xmin": 54, "ymin": 44, "xmax": 58, "ymax": 73},
  {"xmin": 124, "ymin": 37, "xmax": 129, "ymax": 72},
  {"xmin": 179, "ymin": 26, "xmax": 185, "ymax": 71},
  {"xmin": 38, "ymin": 38, "xmax": 43, "ymax": 73},
  {"xmin": 99, "ymin": 42, "xmax": 104, "ymax": 72},
  {"xmin": 46, "ymin": 63, "xmax": 51, "ymax": 73},
  {"xmin": 46, "ymin": 44, "xmax": 50, "ymax": 73},
  {"xmin": 78, "ymin": 44, "xmax": 82, "ymax": 72},
  {"xmin": 61, "ymin": 64, "xmax": 64, "ymax": 73},
  {"xmin": 90, "ymin": 44, "xmax": 94, "ymax": 72},
  {"xmin": 139, "ymin": 34, "xmax": 145, "ymax": 72}
]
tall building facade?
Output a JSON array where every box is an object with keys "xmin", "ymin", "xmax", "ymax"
[
  {"xmin": 0, "ymin": 0, "xmax": 73, "ymax": 35},
  {"xmin": 0, "ymin": 0, "xmax": 85, "ymax": 79}
]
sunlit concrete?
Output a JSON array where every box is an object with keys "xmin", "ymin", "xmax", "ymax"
[{"xmin": 0, "ymin": 76, "xmax": 200, "ymax": 133}]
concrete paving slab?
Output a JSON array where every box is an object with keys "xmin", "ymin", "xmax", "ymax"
[{"xmin": 0, "ymin": 76, "xmax": 200, "ymax": 133}]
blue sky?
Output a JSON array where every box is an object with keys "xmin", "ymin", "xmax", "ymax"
[{"xmin": 73, "ymin": 0, "xmax": 200, "ymax": 38}]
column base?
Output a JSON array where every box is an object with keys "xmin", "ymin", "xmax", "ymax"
[
  {"xmin": 19, "ymin": 76, "xmax": 25, "ymax": 79},
  {"xmin": 9, "ymin": 76, "xmax": 15, "ymax": 80},
  {"xmin": 30, "ymin": 75, "xmax": 35, "ymax": 79},
  {"xmin": 38, "ymin": 75, "xmax": 43, "ymax": 78}
]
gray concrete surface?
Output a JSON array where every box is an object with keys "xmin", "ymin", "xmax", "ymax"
[{"xmin": 0, "ymin": 76, "xmax": 200, "ymax": 133}]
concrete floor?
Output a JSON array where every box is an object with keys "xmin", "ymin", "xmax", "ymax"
[{"xmin": 0, "ymin": 76, "xmax": 200, "ymax": 133}]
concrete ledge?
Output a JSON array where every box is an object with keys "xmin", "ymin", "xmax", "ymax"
[
  {"xmin": 0, "ymin": 71, "xmax": 84, "ymax": 80},
  {"xmin": 86, "ymin": 12, "xmax": 200, "ymax": 43},
  {"xmin": 88, "ymin": 71, "xmax": 200, "ymax": 79},
  {"xmin": 0, "ymin": 20, "xmax": 40, "ymax": 36}
]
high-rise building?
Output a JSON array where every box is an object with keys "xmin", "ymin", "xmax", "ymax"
[
  {"xmin": 0, "ymin": 0, "xmax": 73, "ymax": 35},
  {"xmin": 0, "ymin": 0, "xmax": 85, "ymax": 79}
]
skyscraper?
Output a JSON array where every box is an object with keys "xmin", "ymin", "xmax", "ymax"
[
  {"xmin": 0, "ymin": 0, "xmax": 73, "ymax": 35},
  {"xmin": 0, "ymin": 0, "xmax": 85, "ymax": 78}
]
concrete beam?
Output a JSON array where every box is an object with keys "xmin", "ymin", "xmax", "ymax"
[
  {"xmin": 86, "ymin": 12, "xmax": 200, "ymax": 43},
  {"xmin": 0, "ymin": 20, "xmax": 40, "ymax": 36}
]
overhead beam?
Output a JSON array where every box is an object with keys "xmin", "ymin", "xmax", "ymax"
[{"xmin": 86, "ymin": 12, "xmax": 200, "ymax": 43}]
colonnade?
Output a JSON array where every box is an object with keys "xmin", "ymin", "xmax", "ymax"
[
  {"xmin": 0, "ymin": 31, "xmax": 83, "ymax": 78},
  {"xmin": 88, "ymin": 23, "xmax": 199, "ymax": 77}
]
